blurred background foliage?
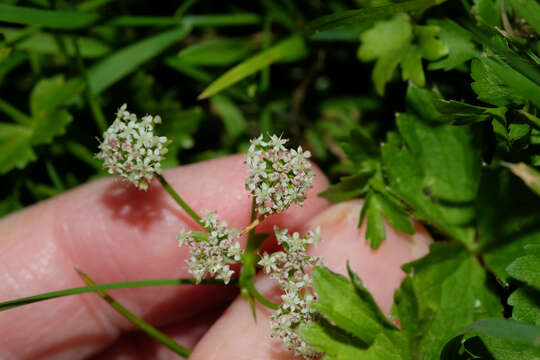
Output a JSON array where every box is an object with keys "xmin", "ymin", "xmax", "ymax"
[{"xmin": 0, "ymin": 0, "xmax": 540, "ymax": 357}]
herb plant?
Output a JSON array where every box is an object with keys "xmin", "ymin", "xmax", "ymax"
[{"xmin": 1, "ymin": 0, "xmax": 540, "ymax": 359}]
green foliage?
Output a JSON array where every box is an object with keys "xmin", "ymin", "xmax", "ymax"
[
  {"xmin": 0, "ymin": 76, "xmax": 83, "ymax": 173},
  {"xmin": 0, "ymin": 1, "xmax": 539, "ymax": 358},
  {"xmin": 357, "ymin": 13, "xmax": 448, "ymax": 95},
  {"xmin": 199, "ymin": 35, "xmax": 307, "ymax": 99},
  {"xmin": 88, "ymin": 25, "xmax": 191, "ymax": 94}
]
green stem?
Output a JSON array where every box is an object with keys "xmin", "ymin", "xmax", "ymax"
[
  {"xmin": 76, "ymin": 269, "xmax": 191, "ymax": 358},
  {"xmin": 71, "ymin": 37, "xmax": 107, "ymax": 133},
  {"xmin": 244, "ymin": 280, "xmax": 278, "ymax": 310},
  {"xmin": 239, "ymin": 198, "xmax": 277, "ymax": 311},
  {"xmin": 0, "ymin": 98, "xmax": 33, "ymax": 124},
  {"xmin": 0, "ymin": 277, "xmax": 231, "ymax": 312},
  {"xmin": 157, "ymin": 173, "xmax": 202, "ymax": 225}
]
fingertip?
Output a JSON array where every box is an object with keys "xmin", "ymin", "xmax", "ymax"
[{"xmin": 305, "ymin": 199, "xmax": 431, "ymax": 314}]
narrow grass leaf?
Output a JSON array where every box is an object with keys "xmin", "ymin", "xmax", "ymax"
[
  {"xmin": 0, "ymin": 4, "xmax": 99, "ymax": 29},
  {"xmin": 307, "ymin": 0, "xmax": 445, "ymax": 34},
  {"xmin": 198, "ymin": 35, "xmax": 307, "ymax": 99},
  {"xmin": 76, "ymin": 269, "xmax": 191, "ymax": 358},
  {"xmin": 88, "ymin": 25, "xmax": 191, "ymax": 94},
  {"xmin": 0, "ymin": 277, "xmax": 228, "ymax": 312}
]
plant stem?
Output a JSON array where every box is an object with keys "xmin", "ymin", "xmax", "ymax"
[
  {"xmin": 76, "ymin": 268, "xmax": 191, "ymax": 358},
  {"xmin": 0, "ymin": 277, "xmax": 231, "ymax": 312},
  {"xmin": 241, "ymin": 213, "xmax": 269, "ymax": 235},
  {"xmin": 157, "ymin": 173, "xmax": 202, "ymax": 226},
  {"xmin": 71, "ymin": 37, "xmax": 107, "ymax": 133},
  {"xmin": 239, "ymin": 198, "xmax": 277, "ymax": 312}
]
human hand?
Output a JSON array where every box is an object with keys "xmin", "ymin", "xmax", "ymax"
[{"xmin": 0, "ymin": 155, "xmax": 431, "ymax": 359}]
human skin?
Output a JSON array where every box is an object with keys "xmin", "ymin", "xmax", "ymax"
[{"xmin": 0, "ymin": 155, "xmax": 431, "ymax": 359}]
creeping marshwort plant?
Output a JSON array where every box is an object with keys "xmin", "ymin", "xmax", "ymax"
[{"xmin": 96, "ymin": 105, "xmax": 322, "ymax": 358}]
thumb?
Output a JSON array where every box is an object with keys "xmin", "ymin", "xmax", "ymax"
[{"xmin": 189, "ymin": 199, "xmax": 432, "ymax": 359}]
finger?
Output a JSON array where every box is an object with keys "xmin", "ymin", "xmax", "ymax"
[
  {"xmin": 189, "ymin": 199, "xmax": 432, "ymax": 360},
  {"xmin": 92, "ymin": 307, "xmax": 226, "ymax": 360},
  {"xmin": 0, "ymin": 154, "xmax": 329, "ymax": 359}
]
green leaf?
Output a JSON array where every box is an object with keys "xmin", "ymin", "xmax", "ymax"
[
  {"xmin": 307, "ymin": 0, "xmax": 445, "ymax": 33},
  {"xmin": 358, "ymin": 13, "xmax": 412, "ymax": 95},
  {"xmin": 472, "ymin": 0, "xmax": 501, "ymax": 27},
  {"xmin": 432, "ymin": 99, "xmax": 505, "ymax": 125},
  {"xmin": 479, "ymin": 56, "xmax": 540, "ymax": 109},
  {"xmin": 382, "ymin": 87, "xmax": 481, "ymax": 246},
  {"xmin": 358, "ymin": 14, "xmax": 447, "ymax": 95},
  {"xmin": 106, "ymin": 14, "xmax": 260, "ymax": 28},
  {"xmin": 318, "ymin": 171, "xmax": 373, "ymax": 203},
  {"xmin": 209, "ymin": 94, "xmax": 247, "ymax": 139},
  {"xmin": 508, "ymin": 0, "xmax": 540, "ymax": 35},
  {"xmin": 297, "ymin": 319, "xmax": 369, "ymax": 359},
  {"xmin": 88, "ymin": 25, "xmax": 191, "ymax": 94},
  {"xmin": 402, "ymin": 243, "xmax": 502, "ymax": 359},
  {"xmin": 301, "ymin": 265, "xmax": 405, "ymax": 359},
  {"xmin": 199, "ymin": 35, "xmax": 307, "ymax": 99},
  {"xmin": 478, "ymin": 168, "xmax": 540, "ymax": 284},
  {"xmin": 30, "ymin": 76, "xmax": 84, "ymax": 116},
  {"xmin": 376, "ymin": 192, "xmax": 415, "ymax": 235},
  {"xmin": 508, "ymin": 123, "xmax": 531, "ymax": 141},
  {"xmin": 508, "ymin": 287, "xmax": 540, "ymax": 325},
  {"xmin": 0, "ymin": 123, "xmax": 36, "ymax": 173},
  {"xmin": 0, "ymin": 4, "xmax": 99, "ymax": 29},
  {"xmin": 470, "ymin": 59, "xmax": 525, "ymax": 106},
  {"xmin": 347, "ymin": 262, "xmax": 398, "ymax": 330},
  {"xmin": 311, "ymin": 266, "xmax": 391, "ymax": 344},
  {"xmin": 394, "ymin": 277, "xmax": 427, "ymax": 360},
  {"xmin": 427, "ymin": 19, "xmax": 479, "ymax": 71},
  {"xmin": 507, "ymin": 253, "xmax": 540, "ymax": 290},
  {"xmin": 364, "ymin": 191, "xmax": 386, "ymax": 249},
  {"xmin": 29, "ymin": 76, "xmax": 83, "ymax": 145},
  {"xmin": 177, "ymin": 37, "xmax": 255, "ymax": 67},
  {"xmin": 468, "ymin": 318, "xmax": 540, "ymax": 347},
  {"xmin": 15, "ymin": 33, "xmax": 109, "ymax": 59},
  {"xmin": 30, "ymin": 110, "xmax": 72, "ymax": 146},
  {"xmin": 0, "ymin": 75, "xmax": 83, "ymax": 173}
]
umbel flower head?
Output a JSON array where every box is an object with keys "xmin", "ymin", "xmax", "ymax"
[
  {"xmin": 259, "ymin": 226, "xmax": 322, "ymax": 359},
  {"xmin": 178, "ymin": 210, "xmax": 243, "ymax": 284},
  {"xmin": 96, "ymin": 104, "xmax": 169, "ymax": 191},
  {"xmin": 246, "ymin": 135, "xmax": 314, "ymax": 215}
]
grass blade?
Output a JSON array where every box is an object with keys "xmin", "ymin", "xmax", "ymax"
[
  {"xmin": 0, "ymin": 4, "xmax": 98, "ymax": 29},
  {"xmin": 76, "ymin": 269, "xmax": 191, "ymax": 358},
  {"xmin": 0, "ymin": 277, "xmax": 228, "ymax": 312},
  {"xmin": 107, "ymin": 13, "xmax": 260, "ymax": 28},
  {"xmin": 88, "ymin": 25, "xmax": 191, "ymax": 94},
  {"xmin": 198, "ymin": 35, "xmax": 306, "ymax": 99},
  {"xmin": 307, "ymin": 0, "xmax": 445, "ymax": 34}
]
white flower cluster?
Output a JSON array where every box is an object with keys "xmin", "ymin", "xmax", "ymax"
[
  {"xmin": 96, "ymin": 104, "xmax": 169, "ymax": 191},
  {"xmin": 259, "ymin": 226, "xmax": 322, "ymax": 359},
  {"xmin": 246, "ymin": 135, "xmax": 314, "ymax": 215},
  {"xmin": 178, "ymin": 210, "xmax": 243, "ymax": 284}
]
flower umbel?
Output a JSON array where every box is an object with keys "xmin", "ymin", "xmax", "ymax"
[
  {"xmin": 178, "ymin": 210, "xmax": 243, "ymax": 284},
  {"xmin": 259, "ymin": 226, "xmax": 322, "ymax": 359},
  {"xmin": 96, "ymin": 104, "xmax": 169, "ymax": 190},
  {"xmin": 246, "ymin": 135, "xmax": 314, "ymax": 215}
]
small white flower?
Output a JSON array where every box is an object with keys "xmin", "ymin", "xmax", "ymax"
[
  {"xmin": 96, "ymin": 104, "xmax": 169, "ymax": 191},
  {"xmin": 178, "ymin": 210, "xmax": 243, "ymax": 285},
  {"xmin": 262, "ymin": 226, "xmax": 322, "ymax": 359},
  {"xmin": 245, "ymin": 134, "xmax": 314, "ymax": 215}
]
